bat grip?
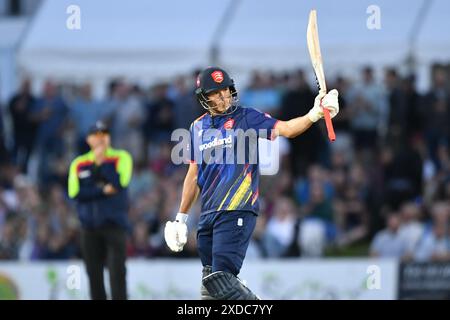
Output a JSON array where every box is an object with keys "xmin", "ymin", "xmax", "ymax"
[{"xmin": 322, "ymin": 106, "xmax": 336, "ymax": 142}]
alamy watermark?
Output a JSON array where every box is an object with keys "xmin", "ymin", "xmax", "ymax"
[
  {"xmin": 366, "ymin": 265, "xmax": 381, "ymax": 290},
  {"xmin": 66, "ymin": 5, "xmax": 81, "ymax": 30},
  {"xmin": 171, "ymin": 128, "xmax": 280, "ymax": 175},
  {"xmin": 66, "ymin": 265, "xmax": 81, "ymax": 290},
  {"xmin": 366, "ymin": 5, "xmax": 381, "ymax": 30}
]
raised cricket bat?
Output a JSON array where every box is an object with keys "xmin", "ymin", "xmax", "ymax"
[{"xmin": 307, "ymin": 9, "xmax": 336, "ymax": 142}]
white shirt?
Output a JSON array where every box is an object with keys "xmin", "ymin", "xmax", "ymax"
[
  {"xmin": 370, "ymin": 229, "xmax": 407, "ymax": 257},
  {"xmin": 414, "ymin": 232, "xmax": 450, "ymax": 262},
  {"xmin": 398, "ymin": 222, "xmax": 424, "ymax": 254}
]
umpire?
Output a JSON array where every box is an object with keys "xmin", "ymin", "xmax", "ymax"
[{"xmin": 68, "ymin": 121, "xmax": 133, "ymax": 300}]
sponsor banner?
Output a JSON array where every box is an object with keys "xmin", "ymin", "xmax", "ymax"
[
  {"xmin": 398, "ymin": 262, "xmax": 450, "ymax": 300},
  {"xmin": 0, "ymin": 258, "xmax": 397, "ymax": 300}
]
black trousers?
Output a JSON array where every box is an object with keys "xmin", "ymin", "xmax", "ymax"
[{"xmin": 80, "ymin": 225, "xmax": 127, "ymax": 300}]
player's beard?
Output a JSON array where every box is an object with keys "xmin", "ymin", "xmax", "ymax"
[{"xmin": 210, "ymin": 96, "xmax": 232, "ymax": 115}]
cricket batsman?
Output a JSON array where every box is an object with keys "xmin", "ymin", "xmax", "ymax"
[{"xmin": 164, "ymin": 67, "xmax": 339, "ymax": 300}]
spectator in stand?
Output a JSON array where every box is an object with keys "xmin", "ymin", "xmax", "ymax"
[
  {"xmin": 347, "ymin": 66, "xmax": 387, "ymax": 150},
  {"xmin": 398, "ymin": 202, "xmax": 425, "ymax": 260},
  {"xmin": 69, "ymin": 83, "xmax": 108, "ymax": 154},
  {"xmin": 425, "ymin": 97, "xmax": 449, "ymax": 167},
  {"xmin": 334, "ymin": 184, "xmax": 369, "ymax": 248},
  {"xmin": 128, "ymin": 161, "xmax": 156, "ymax": 203},
  {"xmin": 150, "ymin": 142, "xmax": 179, "ymax": 178},
  {"xmin": 127, "ymin": 220, "xmax": 155, "ymax": 258},
  {"xmin": 45, "ymin": 184, "xmax": 79, "ymax": 259},
  {"xmin": 143, "ymin": 83, "xmax": 176, "ymax": 144},
  {"xmin": 30, "ymin": 221, "xmax": 51, "ymax": 260},
  {"xmin": 31, "ymin": 80, "xmax": 69, "ymax": 185},
  {"xmin": 0, "ymin": 112, "xmax": 11, "ymax": 168},
  {"xmin": 415, "ymin": 202, "xmax": 450, "ymax": 262},
  {"xmin": 246, "ymin": 214, "xmax": 267, "ymax": 258},
  {"xmin": 434, "ymin": 140, "xmax": 450, "ymax": 198},
  {"xmin": 329, "ymin": 148, "xmax": 350, "ymax": 198},
  {"xmin": 295, "ymin": 164, "xmax": 334, "ymax": 206},
  {"xmin": 423, "ymin": 66, "xmax": 449, "ymax": 166},
  {"xmin": 13, "ymin": 175, "xmax": 44, "ymax": 260},
  {"xmin": 370, "ymin": 212, "xmax": 407, "ymax": 257},
  {"xmin": 0, "ymin": 107, "xmax": 10, "ymax": 166},
  {"xmin": 0, "ymin": 214, "xmax": 21, "ymax": 259},
  {"xmin": 279, "ymin": 70, "xmax": 328, "ymax": 176},
  {"xmin": 384, "ymin": 68, "xmax": 407, "ymax": 146},
  {"xmin": 109, "ymin": 81, "xmax": 146, "ymax": 163},
  {"xmin": 240, "ymin": 71, "xmax": 281, "ymax": 116},
  {"xmin": 8, "ymin": 78, "xmax": 37, "ymax": 172},
  {"xmin": 381, "ymin": 142, "xmax": 423, "ymax": 209},
  {"xmin": 303, "ymin": 180, "xmax": 334, "ymax": 224},
  {"xmin": 171, "ymin": 75, "xmax": 203, "ymax": 130},
  {"xmin": 300, "ymin": 179, "xmax": 336, "ymax": 251},
  {"xmin": 401, "ymin": 75, "xmax": 423, "ymax": 140},
  {"xmin": 262, "ymin": 197, "xmax": 298, "ymax": 257}
]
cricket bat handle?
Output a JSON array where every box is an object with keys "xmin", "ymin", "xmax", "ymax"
[{"xmin": 322, "ymin": 107, "xmax": 335, "ymax": 142}]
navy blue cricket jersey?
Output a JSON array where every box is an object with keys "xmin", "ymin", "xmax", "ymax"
[{"xmin": 189, "ymin": 106, "xmax": 279, "ymax": 215}]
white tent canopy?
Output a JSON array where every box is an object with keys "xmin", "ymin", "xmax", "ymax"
[
  {"xmin": 17, "ymin": 0, "xmax": 450, "ymax": 92},
  {"xmin": 17, "ymin": 0, "xmax": 230, "ymax": 83}
]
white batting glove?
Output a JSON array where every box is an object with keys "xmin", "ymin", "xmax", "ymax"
[
  {"xmin": 321, "ymin": 89, "xmax": 339, "ymax": 118},
  {"xmin": 164, "ymin": 213, "xmax": 188, "ymax": 252},
  {"xmin": 307, "ymin": 89, "xmax": 339, "ymax": 122},
  {"xmin": 307, "ymin": 91, "xmax": 326, "ymax": 122}
]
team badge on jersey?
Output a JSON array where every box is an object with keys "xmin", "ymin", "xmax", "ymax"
[
  {"xmin": 224, "ymin": 118, "xmax": 235, "ymax": 130},
  {"xmin": 78, "ymin": 170, "xmax": 91, "ymax": 179},
  {"xmin": 211, "ymin": 71, "xmax": 224, "ymax": 83}
]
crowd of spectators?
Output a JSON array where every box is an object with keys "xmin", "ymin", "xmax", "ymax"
[{"xmin": 0, "ymin": 64, "xmax": 449, "ymax": 262}]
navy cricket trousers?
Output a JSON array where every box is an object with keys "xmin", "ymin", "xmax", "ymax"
[{"xmin": 197, "ymin": 210, "xmax": 257, "ymax": 276}]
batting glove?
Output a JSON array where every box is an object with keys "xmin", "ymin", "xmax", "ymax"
[
  {"xmin": 164, "ymin": 213, "xmax": 188, "ymax": 252},
  {"xmin": 307, "ymin": 89, "xmax": 339, "ymax": 122},
  {"xmin": 322, "ymin": 89, "xmax": 339, "ymax": 118}
]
